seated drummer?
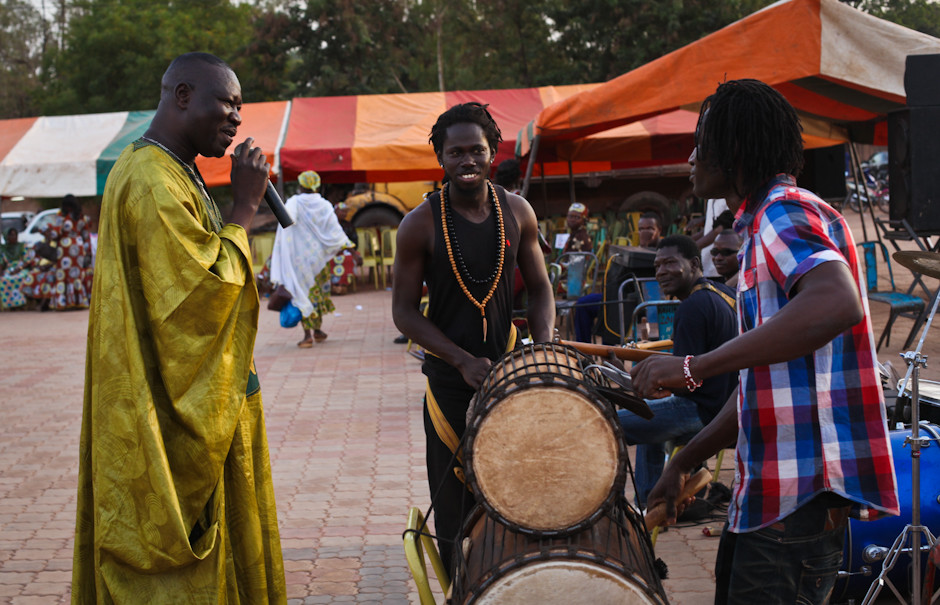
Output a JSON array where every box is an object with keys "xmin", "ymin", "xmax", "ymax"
[{"xmin": 617, "ymin": 234, "xmax": 737, "ymax": 509}]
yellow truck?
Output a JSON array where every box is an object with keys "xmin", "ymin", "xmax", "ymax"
[{"xmin": 343, "ymin": 181, "xmax": 439, "ymax": 227}]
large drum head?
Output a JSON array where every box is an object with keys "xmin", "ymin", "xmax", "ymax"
[
  {"xmin": 474, "ymin": 560, "xmax": 657, "ymax": 605},
  {"xmin": 471, "ymin": 386, "xmax": 621, "ymax": 532}
]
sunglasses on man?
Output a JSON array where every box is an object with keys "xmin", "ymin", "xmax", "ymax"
[{"xmin": 710, "ymin": 247, "xmax": 738, "ymax": 257}]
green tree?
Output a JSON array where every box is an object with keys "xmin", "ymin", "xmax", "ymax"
[
  {"xmin": 41, "ymin": 0, "xmax": 266, "ymax": 115},
  {"xmin": 0, "ymin": 0, "xmax": 47, "ymax": 118},
  {"xmin": 231, "ymin": 9, "xmax": 303, "ymax": 103},
  {"xmin": 446, "ymin": 0, "xmax": 570, "ymax": 90},
  {"xmin": 289, "ymin": 0, "xmax": 423, "ymax": 96},
  {"xmin": 288, "ymin": 0, "xmax": 574, "ymax": 95},
  {"xmin": 846, "ymin": 0, "xmax": 940, "ymax": 37},
  {"xmin": 547, "ymin": 0, "xmax": 770, "ymax": 83}
]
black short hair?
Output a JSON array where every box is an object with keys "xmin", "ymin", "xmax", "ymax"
[
  {"xmin": 696, "ymin": 79, "xmax": 804, "ymax": 200},
  {"xmin": 62, "ymin": 194, "xmax": 80, "ymax": 219},
  {"xmin": 162, "ymin": 52, "xmax": 232, "ymax": 96},
  {"xmin": 429, "ymin": 102, "xmax": 503, "ymax": 157},
  {"xmin": 495, "ymin": 159, "xmax": 520, "ymax": 188},
  {"xmin": 658, "ymin": 234, "xmax": 701, "ymax": 263},
  {"xmin": 639, "ymin": 212, "xmax": 661, "ymax": 228}
]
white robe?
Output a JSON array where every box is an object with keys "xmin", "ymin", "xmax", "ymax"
[{"xmin": 269, "ymin": 192, "xmax": 351, "ymax": 317}]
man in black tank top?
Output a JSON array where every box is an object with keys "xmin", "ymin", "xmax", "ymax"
[{"xmin": 392, "ymin": 103, "xmax": 555, "ymax": 573}]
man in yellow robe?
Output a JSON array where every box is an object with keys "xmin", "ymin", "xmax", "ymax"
[{"xmin": 71, "ymin": 52, "xmax": 286, "ymax": 603}]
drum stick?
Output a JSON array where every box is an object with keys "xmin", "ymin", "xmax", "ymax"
[
  {"xmin": 644, "ymin": 468, "xmax": 713, "ymax": 530},
  {"xmin": 558, "ymin": 339, "xmax": 673, "ymax": 361}
]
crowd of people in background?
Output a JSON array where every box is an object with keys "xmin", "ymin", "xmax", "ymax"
[
  {"xmin": 0, "ymin": 194, "xmax": 95, "ymax": 311},
  {"xmin": 1, "ymin": 174, "xmax": 743, "ymax": 329}
]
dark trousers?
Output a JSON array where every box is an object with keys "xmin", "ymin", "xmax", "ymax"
[
  {"xmin": 423, "ymin": 378, "xmax": 477, "ymax": 575},
  {"xmin": 714, "ymin": 493, "xmax": 850, "ymax": 604}
]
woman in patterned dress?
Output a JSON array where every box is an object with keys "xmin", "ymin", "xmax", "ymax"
[
  {"xmin": 26, "ymin": 195, "xmax": 94, "ymax": 310},
  {"xmin": 0, "ymin": 228, "xmax": 34, "ymax": 310},
  {"xmin": 329, "ymin": 202, "xmax": 362, "ymax": 295}
]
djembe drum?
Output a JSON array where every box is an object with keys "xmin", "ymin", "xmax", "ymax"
[
  {"xmin": 450, "ymin": 503, "xmax": 667, "ymax": 604},
  {"xmin": 463, "ymin": 343, "xmax": 627, "ymax": 536}
]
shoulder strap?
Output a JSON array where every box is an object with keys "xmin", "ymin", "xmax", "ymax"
[{"xmin": 690, "ymin": 281, "xmax": 736, "ymax": 310}]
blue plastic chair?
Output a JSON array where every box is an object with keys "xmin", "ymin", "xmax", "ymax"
[
  {"xmin": 615, "ymin": 276, "xmax": 661, "ymax": 343},
  {"xmin": 858, "ymin": 241, "xmax": 925, "ymax": 351},
  {"xmin": 632, "ymin": 300, "xmax": 680, "ymax": 346}
]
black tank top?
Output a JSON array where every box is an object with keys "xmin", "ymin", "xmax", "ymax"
[{"xmin": 422, "ymin": 183, "xmax": 520, "ymax": 386}]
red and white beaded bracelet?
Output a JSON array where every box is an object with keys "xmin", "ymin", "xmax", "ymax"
[{"xmin": 683, "ymin": 355, "xmax": 703, "ymax": 392}]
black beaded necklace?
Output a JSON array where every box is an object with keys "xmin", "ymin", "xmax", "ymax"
[
  {"xmin": 441, "ymin": 181, "xmax": 503, "ymax": 285},
  {"xmin": 140, "ymin": 136, "xmax": 223, "ymax": 232},
  {"xmin": 440, "ymin": 180, "xmax": 505, "ymax": 342}
]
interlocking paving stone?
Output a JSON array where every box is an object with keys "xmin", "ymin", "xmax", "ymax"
[{"xmin": 0, "ymin": 233, "xmax": 930, "ymax": 604}]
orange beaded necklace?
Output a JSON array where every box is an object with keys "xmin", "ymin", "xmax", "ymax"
[{"xmin": 440, "ymin": 180, "xmax": 505, "ymax": 342}]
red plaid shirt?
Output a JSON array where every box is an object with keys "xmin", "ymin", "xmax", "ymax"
[{"xmin": 728, "ymin": 175, "xmax": 899, "ymax": 532}]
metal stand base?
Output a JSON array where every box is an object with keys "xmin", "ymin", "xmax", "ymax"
[{"xmin": 862, "ymin": 524, "xmax": 938, "ymax": 604}]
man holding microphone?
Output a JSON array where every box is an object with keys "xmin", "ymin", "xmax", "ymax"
[{"xmin": 72, "ymin": 52, "xmax": 286, "ymax": 603}]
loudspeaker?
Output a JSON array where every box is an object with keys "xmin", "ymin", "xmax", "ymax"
[
  {"xmin": 904, "ymin": 54, "xmax": 940, "ymax": 107},
  {"xmin": 888, "ymin": 108, "xmax": 940, "ymax": 235},
  {"xmin": 799, "ymin": 144, "xmax": 846, "ymax": 202}
]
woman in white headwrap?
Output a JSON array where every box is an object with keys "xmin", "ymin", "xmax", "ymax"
[{"xmin": 270, "ymin": 170, "xmax": 354, "ymax": 347}]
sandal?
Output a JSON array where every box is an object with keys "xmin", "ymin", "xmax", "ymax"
[
  {"xmin": 297, "ymin": 339, "xmax": 313, "ymax": 348},
  {"xmin": 314, "ymin": 330, "xmax": 328, "ymax": 343}
]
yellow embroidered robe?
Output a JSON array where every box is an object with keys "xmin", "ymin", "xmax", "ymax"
[{"xmin": 71, "ymin": 143, "xmax": 286, "ymax": 604}]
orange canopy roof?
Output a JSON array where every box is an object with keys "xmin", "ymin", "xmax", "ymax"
[
  {"xmin": 522, "ymin": 0, "xmax": 940, "ymax": 160},
  {"xmin": 280, "ymin": 86, "xmax": 594, "ymax": 183}
]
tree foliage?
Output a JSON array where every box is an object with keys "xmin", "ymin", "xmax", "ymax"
[
  {"xmin": 0, "ymin": 0, "xmax": 47, "ymax": 118},
  {"xmin": 39, "ymin": 0, "xmax": 282, "ymax": 115},
  {"xmin": 848, "ymin": 0, "xmax": 940, "ymax": 37},
  {"xmin": 547, "ymin": 0, "xmax": 771, "ymax": 83},
  {"xmin": 1, "ymin": 0, "xmax": 938, "ymax": 120}
]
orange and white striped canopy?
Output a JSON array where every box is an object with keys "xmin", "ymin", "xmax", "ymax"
[
  {"xmin": 279, "ymin": 86, "xmax": 595, "ymax": 183},
  {"xmin": 519, "ymin": 0, "xmax": 940, "ymax": 163}
]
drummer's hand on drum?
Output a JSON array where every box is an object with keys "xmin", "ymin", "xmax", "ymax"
[
  {"xmin": 630, "ymin": 354, "xmax": 686, "ymax": 398},
  {"xmin": 646, "ymin": 465, "xmax": 692, "ymax": 527},
  {"xmin": 457, "ymin": 355, "xmax": 493, "ymax": 390}
]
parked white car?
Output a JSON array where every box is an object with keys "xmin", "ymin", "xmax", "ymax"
[{"xmin": 17, "ymin": 209, "xmax": 60, "ymax": 246}]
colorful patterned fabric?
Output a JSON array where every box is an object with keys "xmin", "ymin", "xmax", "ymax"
[
  {"xmin": 0, "ymin": 244, "xmax": 32, "ymax": 309},
  {"xmin": 328, "ymin": 249, "xmax": 358, "ymax": 289},
  {"xmin": 300, "ymin": 265, "xmax": 335, "ymax": 331},
  {"xmin": 22, "ymin": 212, "xmax": 94, "ymax": 309},
  {"xmin": 728, "ymin": 174, "xmax": 899, "ymax": 532},
  {"xmin": 297, "ymin": 170, "xmax": 321, "ymax": 191}
]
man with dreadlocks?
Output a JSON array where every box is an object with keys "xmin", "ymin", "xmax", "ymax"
[
  {"xmin": 631, "ymin": 79, "xmax": 898, "ymax": 604},
  {"xmin": 392, "ymin": 102, "xmax": 554, "ymax": 572}
]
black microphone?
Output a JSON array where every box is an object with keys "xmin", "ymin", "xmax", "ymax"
[
  {"xmin": 232, "ymin": 142, "xmax": 293, "ymax": 228},
  {"xmin": 265, "ymin": 181, "xmax": 294, "ymax": 228}
]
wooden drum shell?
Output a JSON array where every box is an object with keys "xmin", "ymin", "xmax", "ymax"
[{"xmin": 451, "ymin": 504, "xmax": 667, "ymax": 605}]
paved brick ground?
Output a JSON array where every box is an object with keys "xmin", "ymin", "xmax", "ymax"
[{"xmin": 0, "ymin": 209, "xmax": 935, "ymax": 604}]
